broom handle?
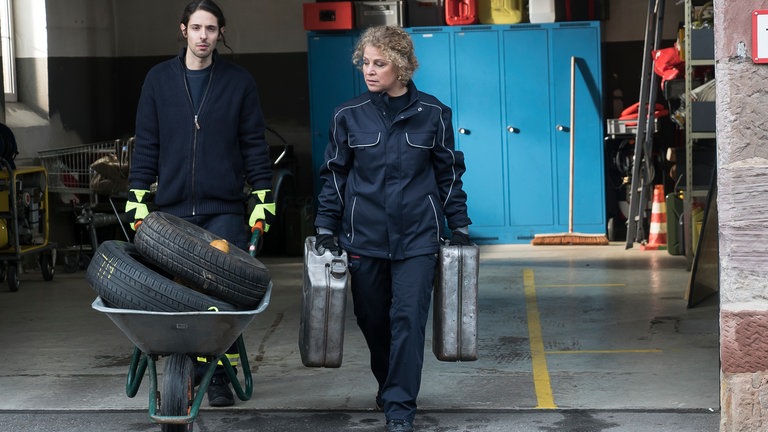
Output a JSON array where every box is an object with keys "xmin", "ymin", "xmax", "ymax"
[{"xmin": 568, "ymin": 56, "xmax": 575, "ymax": 234}]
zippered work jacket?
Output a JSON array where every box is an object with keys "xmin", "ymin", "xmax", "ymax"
[
  {"xmin": 315, "ymin": 81, "xmax": 472, "ymax": 260},
  {"xmin": 130, "ymin": 49, "xmax": 272, "ymax": 217}
]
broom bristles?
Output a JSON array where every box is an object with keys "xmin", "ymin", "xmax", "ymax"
[{"xmin": 531, "ymin": 232, "xmax": 609, "ymax": 246}]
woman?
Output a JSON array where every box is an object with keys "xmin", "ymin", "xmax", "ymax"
[{"xmin": 314, "ymin": 25, "xmax": 472, "ymax": 432}]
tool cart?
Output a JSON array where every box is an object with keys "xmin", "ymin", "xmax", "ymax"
[
  {"xmin": 0, "ymin": 160, "xmax": 57, "ymax": 291},
  {"xmin": 38, "ymin": 140, "xmax": 131, "ymax": 272}
]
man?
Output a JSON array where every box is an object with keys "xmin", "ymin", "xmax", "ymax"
[{"xmin": 126, "ymin": 0, "xmax": 275, "ymax": 407}]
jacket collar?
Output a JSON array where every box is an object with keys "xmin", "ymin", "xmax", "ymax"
[{"xmin": 370, "ymin": 80, "xmax": 419, "ymax": 110}]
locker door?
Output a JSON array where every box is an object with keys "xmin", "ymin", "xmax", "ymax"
[
  {"xmin": 453, "ymin": 29, "xmax": 506, "ymax": 232},
  {"xmin": 409, "ymin": 28, "xmax": 453, "ymax": 108},
  {"xmin": 307, "ymin": 33, "xmax": 359, "ymax": 197},
  {"xmin": 503, "ymin": 27, "xmax": 555, "ymax": 231},
  {"xmin": 550, "ymin": 24, "xmax": 605, "ymax": 233}
]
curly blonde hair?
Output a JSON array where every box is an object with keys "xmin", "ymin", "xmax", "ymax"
[{"xmin": 352, "ymin": 26, "xmax": 419, "ymax": 86}]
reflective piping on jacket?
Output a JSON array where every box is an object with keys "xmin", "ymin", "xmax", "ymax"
[
  {"xmin": 428, "ymin": 195, "xmax": 440, "ymax": 243},
  {"xmin": 329, "ymin": 100, "xmax": 373, "ymax": 207},
  {"xmin": 418, "ymin": 101, "xmax": 457, "ymax": 208},
  {"xmin": 349, "ymin": 196, "xmax": 357, "ymax": 244}
]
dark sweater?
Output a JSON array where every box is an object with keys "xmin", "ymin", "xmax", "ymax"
[{"xmin": 130, "ymin": 49, "xmax": 272, "ymax": 217}]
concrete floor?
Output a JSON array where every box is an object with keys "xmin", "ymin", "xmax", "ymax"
[{"xmin": 0, "ymin": 243, "xmax": 720, "ymax": 428}]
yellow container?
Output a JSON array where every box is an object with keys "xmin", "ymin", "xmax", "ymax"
[{"xmin": 478, "ymin": 0, "xmax": 523, "ymax": 24}]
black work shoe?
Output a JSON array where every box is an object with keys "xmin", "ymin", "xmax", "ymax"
[
  {"xmin": 386, "ymin": 419, "xmax": 414, "ymax": 432},
  {"xmin": 207, "ymin": 375, "xmax": 234, "ymax": 407}
]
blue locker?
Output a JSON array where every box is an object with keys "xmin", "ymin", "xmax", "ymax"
[
  {"xmin": 453, "ymin": 28, "xmax": 507, "ymax": 235},
  {"xmin": 550, "ymin": 24, "xmax": 604, "ymax": 235},
  {"xmin": 307, "ymin": 32, "xmax": 360, "ymax": 198},
  {"xmin": 409, "ymin": 27, "xmax": 453, "ymax": 108},
  {"xmin": 503, "ymin": 27, "xmax": 556, "ymax": 236}
]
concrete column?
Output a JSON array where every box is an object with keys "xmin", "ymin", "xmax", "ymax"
[{"xmin": 716, "ymin": 1, "xmax": 768, "ymax": 430}]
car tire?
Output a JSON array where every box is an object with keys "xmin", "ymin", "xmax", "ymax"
[
  {"xmin": 86, "ymin": 240, "xmax": 236, "ymax": 312},
  {"xmin": 134, "ymin": 212, "xmax": 271, "ymax": 310}
]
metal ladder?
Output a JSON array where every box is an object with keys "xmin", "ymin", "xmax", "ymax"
[{"xmin": 625, "ymin": 0, "xmax": 666, "ymax": 249}]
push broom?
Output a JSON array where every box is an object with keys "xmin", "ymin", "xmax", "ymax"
[{"xmin": 532, "ymin": 56, "xmax": 609, "ymax": 246}]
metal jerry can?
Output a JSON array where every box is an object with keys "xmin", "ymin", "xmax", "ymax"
[
  {"xmin": 433, "ymin": 243, "xmax": 479, "ymax": 361},
  {"xmin": 299, "ymin": 236, "xmax": 349, "ymax": 368}
]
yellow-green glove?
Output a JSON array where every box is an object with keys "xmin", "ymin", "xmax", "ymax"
[
  {"xmin": 125, "ymin": 189, "xmax": 150, "ymax": 231},
  {"xmin": 248, "ymin": 189, "xmax": 276, "ymax": 233}
]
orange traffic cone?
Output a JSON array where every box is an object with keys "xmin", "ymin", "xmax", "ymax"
[{"xmin": 640, "ymin": 184, "xmax": 667, "ymax": 251}]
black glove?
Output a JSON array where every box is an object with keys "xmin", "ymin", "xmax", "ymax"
[
  {"xmin": 449, "ymin": 230, "xmax": 472, "ymax": 246},
  {"xmin": 315, "ymin": 234, "xmax": 342, "ymax": 256}
]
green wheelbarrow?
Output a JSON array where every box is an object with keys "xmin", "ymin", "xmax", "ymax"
[{"xmin": 91, "ymin": 283, "xmax": 272, "ymax": 431}]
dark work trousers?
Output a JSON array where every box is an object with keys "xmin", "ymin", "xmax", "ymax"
[
  {"xmin": 348, "ymin": 253, "xmax": 437, "ymax": 422},
  {"xmin": 184, "ymin": 213, "xmax": 249, "ymax": 378}
]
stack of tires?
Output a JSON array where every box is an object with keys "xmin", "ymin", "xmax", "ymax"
[{"xmin": 86, "ymin": 212, "xmax": 272, "ymax": 312}]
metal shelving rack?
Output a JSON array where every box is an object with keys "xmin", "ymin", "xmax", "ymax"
[{"xmin": 683, "ymin": 0, "xmax": 716, "ymax": 265}]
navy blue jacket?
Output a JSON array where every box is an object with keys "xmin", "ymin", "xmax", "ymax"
[
  {"xmin": 315, "ymin": 81, "xmax": 472, "ymax": 260},
  {"xmin": 129, "ymin": 49, "xmax": 272, "ymax": 217}
]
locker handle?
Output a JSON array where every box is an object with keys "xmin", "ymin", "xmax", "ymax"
[
  {"xmin": 458, "ymin": 128, "xmax": 470, "ymax": 135},
  {"xmin": 556, "ymin": 124, "xmax": 570, "ymax": 132},
  {"xmin": 506, "ymin": 126, "xmax": 519, "ymax": 133}
]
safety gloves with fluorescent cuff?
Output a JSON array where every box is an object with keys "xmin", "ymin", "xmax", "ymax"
[
  {"xmin": 125, "ymin": 189, "xmax": 151, "ymax": 231},
  {"xmin": 248, "ymin": 189, "xmax": 276, "ymax": 233}
]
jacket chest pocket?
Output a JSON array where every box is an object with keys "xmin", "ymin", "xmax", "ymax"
[
  {"xmin": 404, "ymin": 132, "xmax": 435, "ymax": 171},
  {"xmin": 405, "ymin": 132, "xmax": 436, "ymax": 149},
  {"xmin": 348, "ymin": 132, "xmax": 381, "ymax": 149}
]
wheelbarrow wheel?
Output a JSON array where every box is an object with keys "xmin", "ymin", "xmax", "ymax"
[
  {"xmin": 86, "ymin": 240, "xmax": 237, "ymax": 312},
  {"xmin": 135, "ymin": 212, "xmax": 271, "ymax": 309},
  {"xmin": 161, "ymin": 354, "xmax": 195, "ymax": 432}
]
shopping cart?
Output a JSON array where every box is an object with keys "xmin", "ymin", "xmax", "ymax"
[{"xmin": 38, "ymin": 140, "xmax": 132, "ymax": 272}]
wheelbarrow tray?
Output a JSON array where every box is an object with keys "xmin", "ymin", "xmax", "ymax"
[{"xmin": 92, "ymin": 283, "xmax": 272, "ymax": 356}]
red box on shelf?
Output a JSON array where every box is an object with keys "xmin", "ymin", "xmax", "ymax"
[{"xmin": 303, "ymin": 2, "xmax": 354, "ymax": 31}]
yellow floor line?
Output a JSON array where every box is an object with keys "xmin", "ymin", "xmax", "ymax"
[
  {"xmin": 523, "ymin": 268, "xmax": 557, "ymax": 409},
  {"xmin": 547, "ymin": 349, "xmax": 663, "ymax": 355}
]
